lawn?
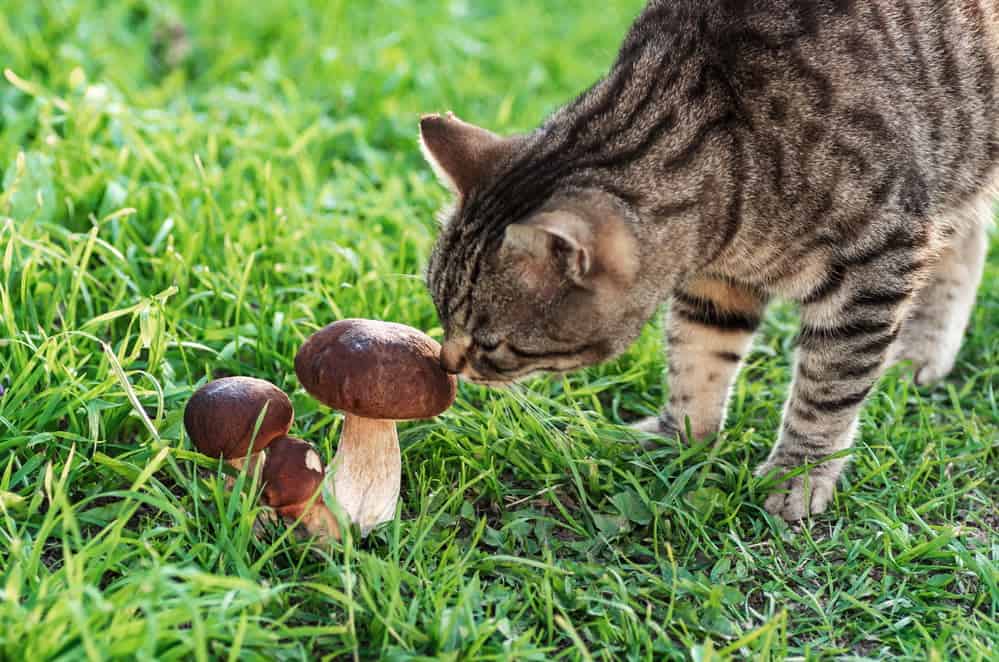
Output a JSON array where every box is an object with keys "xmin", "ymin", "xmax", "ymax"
[{"xmin": 1, "ymin": 1, "xmax": 997, "ymax": 659}]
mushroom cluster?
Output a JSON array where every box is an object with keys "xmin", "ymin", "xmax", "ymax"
[
  {"xmin": 183, "ymin": 319, "xmax": 456, "ymax": 542},
  {"xmin": 184, "ymin": 376, "xmax": 339, "ymax": 541}
]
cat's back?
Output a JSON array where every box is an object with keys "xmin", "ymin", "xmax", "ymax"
[
  {"xmin": 614, "ymin": 0, "xmax": 999, "ymax": 240},
  {"xmin": 631, "ymin": 0, "xmax": 999, "ymax": 201},
  {"xmin": 582, "ymin": 0, "xmax": 999, "ymax": 291}
]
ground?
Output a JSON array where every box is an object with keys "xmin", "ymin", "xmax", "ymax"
[{"xmin": 0, "ymin": 1, "xmax": 996, "ymax": 659}]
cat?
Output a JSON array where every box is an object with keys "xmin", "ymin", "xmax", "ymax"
[{"xmin": 419, "ymin": 0, "xmax": 997, "ymax": 522}]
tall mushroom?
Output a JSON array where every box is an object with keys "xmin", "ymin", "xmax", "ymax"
[
  {"xmin": 295, "ymin": 319, "xmax": 457, "ymax": 535},
  {"xmin": 184, "ymin": 376, "xmax": 293, "ymax": 473}
]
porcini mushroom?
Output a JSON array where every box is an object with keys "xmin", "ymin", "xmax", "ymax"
[
  {"xmin": 261, "ymin": 436, "xmax": 340, "ymax": 541},
  {"xmin": 295, "ymin": 319, "xmax": 457, "ymax": 535},
  {"xmin": 184, "ymin": 376, "xmax": 294, "ymax": 473}
]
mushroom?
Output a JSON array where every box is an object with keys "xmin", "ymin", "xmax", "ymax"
[
  {"xmin": 295, "ymin": 319, "xmax": 457, "ymax": 535},
  {"xmin": 261, "ymin": 436, "xmax": 340, "ymax": 541},
  {"xmin": 184, "ymin": 376, "xmax": 294, "ymax": 474}
]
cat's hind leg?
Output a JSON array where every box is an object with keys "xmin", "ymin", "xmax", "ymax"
[
  {"xmin": 893, "ymin": 201, "xmax": 991, "ymax": 385},
  {"xmin": 634, "ymin": 277, "xmax": 767, "ymax": 441}
]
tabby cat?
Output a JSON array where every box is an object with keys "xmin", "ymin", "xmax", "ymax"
[{"xmin": 420, "ymin": 0, "xmax": 997, "ymax": 521}]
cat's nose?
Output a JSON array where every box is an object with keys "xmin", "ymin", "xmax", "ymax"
[{"xmin": 440, "ymin": 336, "xmax": 471, "ymax": 375}]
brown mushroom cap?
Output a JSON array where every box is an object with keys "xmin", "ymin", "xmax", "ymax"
[
  {"xmin": 295, "ymin": 319, "xmax": 457, "ymax": 420},
  {"xmin": 184, "ymin": 377, "xmax": 294, "ymax": 460},
  {"xmin": 261, "ymin": 436, "xmax": 325, "ymax": 509}
]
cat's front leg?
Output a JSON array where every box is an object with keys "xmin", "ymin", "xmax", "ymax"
[
  {"xmin": 636, "ymin": 277, "xmax": 767, "ymax": 441},
  {"xmin": 757, "ymin": 253, "xmax": 920, "ymax": 521}
]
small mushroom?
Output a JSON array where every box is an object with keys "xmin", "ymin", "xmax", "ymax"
[
  {"xmin": 261, "ymin": 436, "xmax": 340, "ymax": 541},
  {"xmin": 295, "ymin": 319, "xmax": 457, "ymax": 535},
  {"xmin": 184, "ymin": 377, "xmax": 294, "ymax": 473}
]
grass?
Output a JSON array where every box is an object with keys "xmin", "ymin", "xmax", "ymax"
[{"xmin": 0, "ymin": 0, "xmax": 996, "ymax": 659}]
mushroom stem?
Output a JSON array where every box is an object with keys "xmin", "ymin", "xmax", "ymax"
[
  {"xmin": 328, "ymin": 415, "xmax": 401, "ymax": 536},
  {"xmin": 224, "ymin": 452, "xmax": 266, "ymax": 490},
  {"xmin": 275, "ymin": 501, "xmax": 341, "ymax": 541},
  {"xmin": 228, "ymin": 452, "xmax": 265, "ymax": 473}
]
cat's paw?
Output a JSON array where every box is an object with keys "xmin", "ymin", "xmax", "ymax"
[
  {"xmin": 755, "ymin": 461, "xmax": 838, "ymax": 522},
  {"xmin": 893, "ymin": 325, "xmax": 961, "ymax": 387},
  {"xmin": 630, "ymin": 412, "xmax": 681, "ymax": 446},
  {"xmin": 893, "ymin": 345, "xmax": 957, "ymax": 386},
  {"xmin": 912, "ymin": 360, "xmax": 957, "ymax": 387}
]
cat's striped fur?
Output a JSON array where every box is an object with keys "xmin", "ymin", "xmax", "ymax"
[{"xmin": 421, "ymin": 0, "xmax": 997, "ymax": 521}]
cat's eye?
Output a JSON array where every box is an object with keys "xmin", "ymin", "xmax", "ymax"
[{"xmin": 475, "ymin": 338, "xmax": 502, "ymax": 352}]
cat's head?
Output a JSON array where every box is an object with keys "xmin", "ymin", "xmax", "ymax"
[{"xmin": 420, "ymin": 113, "xmax": 657, "ymax": 385}]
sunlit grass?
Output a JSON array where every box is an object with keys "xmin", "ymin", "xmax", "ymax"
[{"xmin": 1, "ymin": 0, "xmax": 996, "ymax": 659}]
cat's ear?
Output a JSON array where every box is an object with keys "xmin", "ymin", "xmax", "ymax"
[
  {"xmin": 419, "ymin": 112, "xmax": 515, "ymax": 196},
  {"xmin": 502, "ymin": 212, "xmax": 594, "ymax": 288}
]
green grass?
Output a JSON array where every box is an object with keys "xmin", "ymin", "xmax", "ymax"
[{"xmin": 1, "ymin": 1, "xmax": 996, "ymax": 659}]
